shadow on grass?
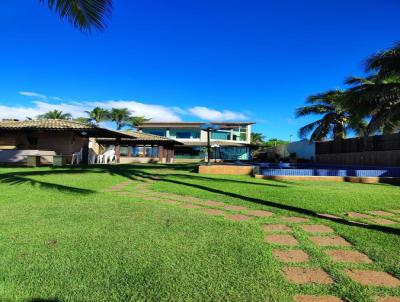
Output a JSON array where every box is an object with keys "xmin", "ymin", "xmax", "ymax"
[
  {"xmin": 0, "ymin": 167, "xmax": 98, "ymax": 194},
  {"xmin": 121, "ymin": 169, "xmax": 400, "ymax": 237},
  {"xmin": 26, "ymin": 299, "xmax": 60, "ymax": 302}
]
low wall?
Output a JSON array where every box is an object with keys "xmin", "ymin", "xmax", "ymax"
[
  {"xmin": 316, "ymin": 150, "xmax": 400, "ymax": 166},
  {"xmin": 255, "ymin": 174, "xmax": 400, "ymax": 185},
  {"xmin": 0, "ymin": 149, "xmax": 56, "ymax": 164},
  {"xmin": 198, "ymin": 165, "xmax": 255, "ymax": 175},
  {"xmin": 119, "ymin": 157, "xmax": 160, "ymax": 164}
]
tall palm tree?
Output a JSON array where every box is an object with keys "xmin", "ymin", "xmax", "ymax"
[
  {"xmin": 251, "ymin": 133, "xmax": 265, "ymax": 145},
  {"xmin": 109, "ymin": 108, "xmax": 131, "ymax": 130},
  {"xmin": 296, "ymin": 90, "xmax": 357, "ymax": 141},
  {"xmin": 37, "ymin": 110, "xmax": 72, "ymax": 120},
  {"xmin": 39, "ymin": 0, "xmax": 112, "ymax": 32},
  {"xmin": 344, "ymin": 75, "xmax": 400, "ymax": 134},
  {"xmin": 365, "ymin": 42, "xmax": 400, "ymax": 78},
  {"xmin": 128, "ymin": 116, "xmax": 151, "ymax": 129},
  {"xmin": 85, "ymin": 107, "xmax": 110, "ymax": 125}
]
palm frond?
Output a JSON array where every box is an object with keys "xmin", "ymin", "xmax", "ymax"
[{"xmin": 39, "ymin": 0, "xmax": 112, "ymax": 32}]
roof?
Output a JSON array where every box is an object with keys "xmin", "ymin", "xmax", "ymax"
[
  {"xmin": 0, "ymin": 119, "xmax": 132, "ymax": 138},
  {"xmin": 97, "ymin": 131, "xmax": 182, "ymax": 145},
  {"xmin": 138, "ymin": 121, "xmax": 255, "ymax": 128},
  {"xmin": 181, "ymin": 140, "xmax": 250, "ymax": 147}
]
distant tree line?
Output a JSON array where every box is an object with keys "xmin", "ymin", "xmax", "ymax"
[
  {"xmin": 296, "ymin": 42, "xmax": 400, "ymax": 141},
  {"xmin": 34, "ymin": 107, "xmax": 150, "ymax": 130}
]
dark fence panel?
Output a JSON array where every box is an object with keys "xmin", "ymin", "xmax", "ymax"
[{"xmin": 316, "ymin": 133, "xmax": 400, "ymax": 154}]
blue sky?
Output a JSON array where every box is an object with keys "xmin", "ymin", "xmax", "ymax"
[{"xmin": 0, "ymin": 0, "xmax": 399, "ymax": 140}]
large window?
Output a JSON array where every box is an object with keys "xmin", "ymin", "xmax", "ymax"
[
  {"xmin": 149, "ymin": 131, "xmax": 165, "ymax": 137},
  {"xmin": 175, "ymin": 131, "xmax": 191, "ymax": 139}
]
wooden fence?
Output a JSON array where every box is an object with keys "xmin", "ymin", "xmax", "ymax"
[{"xmin": 316, "ymin": 134, "xmax": 400, "ymax": 166}]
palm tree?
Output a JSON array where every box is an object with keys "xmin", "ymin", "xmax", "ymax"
[
  {"xmin": 37, "ymin": 110, "xmax": 72, "ymax": 120},
  {"xmin": 39, "ymin": 0, "xmax": 112, "ymax": 32},
  {"xmin": 109, "ymin": 108, "xmax": 131, "ymax": 130},
  {"xmin": 365, "ymin": 42, "xmax": 400, "ymax": 78},
  {"xmin": 251, "ymin": 133, "xmax": 265, "ymax": 145},
  {"xmin": 344, "ymin": 75, "xmax": 400, "ymax": 134},
  {"xmin": 128, "ymin": 116, "xmax": 151, "ymax": 129},
  {"xmin": 85, "ymin": 107, "xmax": 110, "ymax": 125},
  {"xmin": 74, "ymin": 117, "xmax": 91, "ymax": 124},
  {"xmin": 296, "ymin": 90, "xmax": 358, "ymax": 141}
]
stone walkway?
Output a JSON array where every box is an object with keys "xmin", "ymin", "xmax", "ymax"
[{"xmin": 104, "ymin": 178, "xmax": 400, "ymax": 302}]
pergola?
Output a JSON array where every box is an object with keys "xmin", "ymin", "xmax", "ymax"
[
  {"xmin": 0, "ymin": 119, "xmax": 133, "ymax": 165},
  {"xmin": 96, "ymin": 131, "xmax": 182, "ymax": 163}
]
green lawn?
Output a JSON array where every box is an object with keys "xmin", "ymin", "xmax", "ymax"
[{"xmin": 0, "ymin": 164, "xmax": 399, "ymax": 302}]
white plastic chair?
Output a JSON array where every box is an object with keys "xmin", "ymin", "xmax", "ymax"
[{"xmin": 71, "ymin": 148, "xmax": 82, "ymax": 164}]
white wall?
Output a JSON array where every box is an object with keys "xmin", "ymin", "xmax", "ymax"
[{"xmin": 269, "ymin": 140, "xmax": 315, "ymax": 160}]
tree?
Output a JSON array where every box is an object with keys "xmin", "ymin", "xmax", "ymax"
[
  {"xmin": 366, "ymin": 42, "xmax": 400, "ymax": 78},
  {"xmin": 344, "ymin": 74, "xmax": 400, "ymax": 134},
  {"xmin": 109, "ymin": 108, "xmax": 131, "ymax": 130},
  {"xmin": 262, "ymin": 138, "xmax": 289, "ymax": 148},
  {"xmin": 128, "ymin": 116, "xmax": 151, "ymax": 129},
  {"xmin": 39, "ymin": 0, "xmax": 112, "ymax": 32},
  {"xmin": 74, "ymin": 117, "xmax": 91, "ymax": 124},
  {"xmin": 37, "ymin": 110, "xmax": 72, "ymax": 120},
  {"xmin": 296, "ymin": 90, "xmax": 355, "ymax": 141},
  {"xmin": 250, "ymin": 132, "xmax": 265, "ymax": 145},
  {"xmin": 85, "ymin": 107, "xmax": 110, "ymax": 125}
]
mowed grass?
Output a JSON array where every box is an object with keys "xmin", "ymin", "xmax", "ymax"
[{"xmin": 0, "ymin": 164, "xmax": 399, "ymax": 302}]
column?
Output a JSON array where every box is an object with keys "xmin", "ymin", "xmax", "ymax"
[{"xmin": 115, "ymin": 138, "xmax": 121, "ymax": 163}]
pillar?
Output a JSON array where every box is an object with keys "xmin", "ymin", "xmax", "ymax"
[
  {"xmin": 81, "ymin": 137, "xmax": 89, "ymax": 165},
  {"xmin": 115, "ymin": 138, "xmax": 121, "ymax": 163}
]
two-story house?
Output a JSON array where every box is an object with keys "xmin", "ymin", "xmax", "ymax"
[{"xmin": 137, "ymin": 122, "xmax": 254, "ymax": 161}]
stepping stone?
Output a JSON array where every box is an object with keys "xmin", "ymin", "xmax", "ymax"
[
  {"xmin": 224, "ymin": 205, "xmax": 248, "ymax": 211},
  {"xmin": 179, "ymin": 204, "xmax": 202, "ymax": 209},
  {"xmin": 203, "ymin": 200, "xmax": 226, "ymax": 207},
  {"xmin": 282, "ymin": 216, "xmax": 309, "ymax": 223},
  {"xmin": 369, "ymin": 218, "xmax": 396, "ymax": 225},
  {"xmin": 368, "ymin": 210, "xmax": 395, "ymax": 217},
  {"xmin": 246, "ymin": 210, "xmax": 273, "ymax": 217},
  {"xmin": 300, "ymin": 224, "xmax": 334, "ymax": 233},
  {"xmin": 345, "ymin": 269, "xmax": 400, "ymax": 287},
  {"xmin": 375, "ymin": 297, "xmax": 400, "ymax": 302},
  {"xmin": 265, "ymin": 234, "xmax": 299, "ymax": 246},
  {"xmin": 325, "ymin": 250, "xmax": 372, "ymax": 263},
  {"xmin": 347, "ymin": 212, "xmax": 373, "ymax": 219},
  {"xmin": 262, "ymin": 224, "xmax": 292, "ymax": 232},
  {"xmin": 225, "ymin": 214, "xmax": 252, "ymax": 221},
  {"xmin": 282, "ymin": 267, "xmax": 334, "ymax": 284},
  {"xmin": 294, "ymin": 295, "xmax": 343, "ymax": 302},
  {"xmin": 272, "ymin": 249, "xmax": 309, "ymax": 263},
  {"xmin": 310, "ymin": 236, "xmax": 351, "ymax": 247},
  {"xmin": 202, "ymin": 209, "xmax": 225, "ymax": 216}
]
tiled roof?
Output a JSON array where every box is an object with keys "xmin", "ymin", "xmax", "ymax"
[
  {"xmin": 138, "ymin": 121, "xmax": 255, "ymax": 128},
  {"xmin": 121, "ymin": 131, "xmax": 175, "ymax": 141},
  {"xmin": 97, "ymin": 131, "xmax": 182, "ymax": 145},
  {"xmin": 182, "ymin": 140, "xmax": 250, "ymax": 147},
  {"xmin": 0, "ymin": 119, "xmax": 98, "ymax": 130},
  {"xmin": 0, "ymin": 119, "xmax": 131, "ymax": 138}
]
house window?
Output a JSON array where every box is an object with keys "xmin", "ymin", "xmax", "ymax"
[{"xmin": 176, "ymin": 132, "xmax": 191, "ymax": 139}]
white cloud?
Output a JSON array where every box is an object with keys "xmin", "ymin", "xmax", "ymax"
[
  {"xmin": 1, "ymin": 92, "xmax": 250, "ymax": 125},
  {"xmin": 19, "ymin": 91, "xmax": 47, "ymax": 99},
  {"xmin": 89, "ymin": 100, "xmax": 182, "ymax": 122},
  {"xmin": 188, "ymin": 106, "xmax": 247, "ymax": 121},
  {"xmin": 0, "ymin": 99, "xmax": 182, "ymax": 122}
]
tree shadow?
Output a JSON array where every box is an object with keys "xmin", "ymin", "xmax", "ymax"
[
  {"xmin": 26, "ymin": 299, "xmax": 60, "ymax": 302},
  {"xmin": 124, "ymin": 169, "xmax": 400, "ymax": 237},
  {"xmin": 0, "ymin": 168, "xmax": 97, "ymax": 194}
]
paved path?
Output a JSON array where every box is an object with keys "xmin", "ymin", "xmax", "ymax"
[{"xmin": 104, "ymin": 178, "xmax": 400, "ymax": 302}]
